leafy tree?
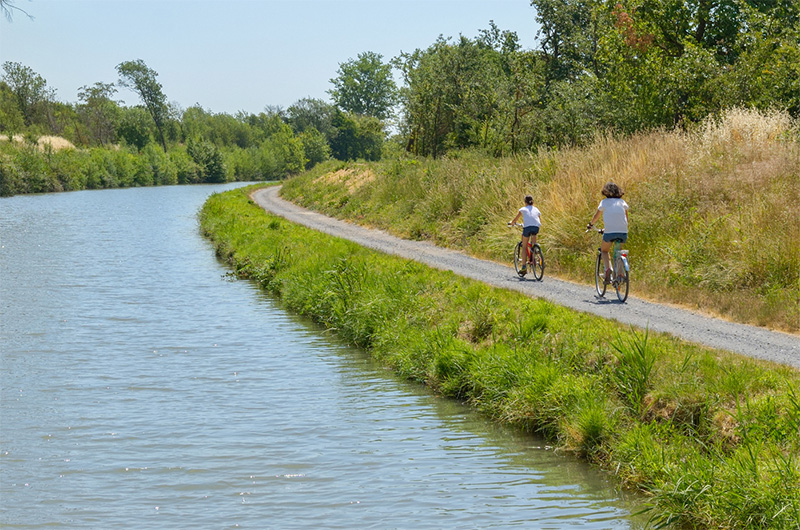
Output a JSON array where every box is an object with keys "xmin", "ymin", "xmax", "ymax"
[
  {"xmin": 0, "ymin": 81, "xmax": 24, "ymax": 134},
  {"xmin": 330, "ymin": 110, "xmax": 383, "ymax": 161},
  {"xmin": 1, "ymin": 61, "xmax": 56, "ymax": 127},
  {"xmin": 187, "ymin": 137, "xmax": 226, "ymax": 183},
  {"xmin": 287, "ymin": 97, "xmax": 337, "ymax": 141},
  {"xmin": 116, "ymin": 59, "xmax": 169, "ymax": 152},
  {"xmin": 77, "ymin": 82, "xmax": 120, "ymax": 147},
  {"xmin": 529, "ymin": 0, "xmax": 603, "ymax": 81},
  {"xmin": 117, "ymin": 106, "xmax": 152, "ymax": 152},
  {"xmin": 299, "ymin": 127, "xmax": 331, "ymax": 168},
  {"xmin": 328, "ymin": 52, "xmax": 397, "ymax": 119}
]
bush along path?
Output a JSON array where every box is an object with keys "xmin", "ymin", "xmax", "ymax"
[{"xmin": 201, "ymin": 184, "xmax": 800, "ymax": 529}]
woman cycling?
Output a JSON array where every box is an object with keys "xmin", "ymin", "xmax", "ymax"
[
  {"xmin": 587, "ymin": 182, "xmax": 628, "ymax": 283},
  {"xmin": 509, "ymin": 195, "xmax": 542, "ymax": 275}
]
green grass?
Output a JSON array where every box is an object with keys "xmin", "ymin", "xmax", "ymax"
[
  {"xmin": 201, "ymin": 184, "xmax": 800, "ymax": 529},
  {"xmin": 280, "ymin": 108, "xmax": 800, "ymax": 332}
]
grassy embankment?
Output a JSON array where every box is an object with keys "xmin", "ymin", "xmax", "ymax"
[
  {"xmin": 281, "ymin": 108, "xmax": 800, "ymax": 333},
  {"xmin": 201, "ymin": 180, "xmax": 799, "ymax": 529}
]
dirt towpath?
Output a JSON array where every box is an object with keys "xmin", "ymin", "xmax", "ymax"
[{"xmin": 252, "ymin": 186, "xmax": 800, "ymax": 370}]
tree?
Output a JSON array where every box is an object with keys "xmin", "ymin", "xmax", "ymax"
[
  {"xmin": 0, "ymin": 81, "xmax": 24, "ymax": 134},
  {"xmin": 187, "ymin": 137, "xmax": 226, "ymax": 183},
  {"xmin": 1, "ymin": 61, "xmax": 55, "ymax": 127},
  {"xmin": 116, "ymin": 59, "xmax": 169, "ymax": 152},
  {"xmin": 328, "ymin": 51, "xmax": 397, "ymax": 119},
  {"xmin": 329, "ymin": 110, "xmax": 383, "ymax": 161},
  {"xmin": 117, "ymin": 106, "xmax": 152, "ymax": 152},
  {"xmin": 287, "ymin": 97, "xmax": 337, "ymax": 141},
  {"xmin": 77, "ymin": 82, "xmax": 120, "ymax": 146}
]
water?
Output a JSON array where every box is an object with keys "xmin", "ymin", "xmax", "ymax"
[{"xmin": 0, "ymin": 185, "xmax": 648, "ymax": 529}]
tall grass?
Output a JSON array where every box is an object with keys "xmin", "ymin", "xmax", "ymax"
[
  {"xmin": 201, "ymin": 184, "xmax": 800, "ymax": 529},
  {"xmin": 282, "ymin": 108, "xmax": 800, "ymax": 331}
]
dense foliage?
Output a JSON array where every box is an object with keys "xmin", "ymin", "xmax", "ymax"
[
  {"xmin": 394, "ymin": 0, "xmax": 800, "ymax": 157},
  {"xmin": 0, "ymin": 56, "xmax": 392, "ymax": 196}
]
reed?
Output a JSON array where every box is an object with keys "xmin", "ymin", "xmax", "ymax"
[{"xmin": 201, "ymin": 185, "xmax": 800, "ymax": 529}]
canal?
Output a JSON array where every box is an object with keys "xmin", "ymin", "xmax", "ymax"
[{"xmin": 0, "ymin": 185, "xmax": 647, "ymax": 528}]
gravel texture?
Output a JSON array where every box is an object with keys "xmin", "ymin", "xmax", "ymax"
[{"xmin": 253, "ymin": 186, "xmax": 800, "ymax": 369}]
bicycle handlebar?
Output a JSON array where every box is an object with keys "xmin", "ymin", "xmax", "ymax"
[{"xmin": 585, "ymin": 226, "xmax": 605, "ymax": 234}]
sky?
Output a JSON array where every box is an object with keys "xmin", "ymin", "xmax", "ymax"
[{"xmin": 0, "ymin": 0, "xmax": 541, "ymax": 116}]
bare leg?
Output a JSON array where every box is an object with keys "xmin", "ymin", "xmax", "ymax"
[
  {"xmin": 600, "ymin": 240, "xmax": 612, "ymax": 280},
  {"xmin": 521, "ymin": 235, "xmax": 530, "ymax": 268}
]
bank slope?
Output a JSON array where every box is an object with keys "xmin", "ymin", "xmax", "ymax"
[{"xmin": 201, "ymin": 184, "xmax": 800, "ymax": 530}]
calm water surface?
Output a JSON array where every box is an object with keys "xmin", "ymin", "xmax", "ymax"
[{"xmin": 1, "ymin": 185, "xmax": 648, "ymax": 529}]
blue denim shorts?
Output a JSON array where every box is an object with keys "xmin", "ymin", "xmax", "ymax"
[
  {"xmin": 603, "ymin": 232, "xmax": 627, "ymax": 243},
  {"xmin": 523, "ymin": 225, "xmax": 540, "ymax": 237}
]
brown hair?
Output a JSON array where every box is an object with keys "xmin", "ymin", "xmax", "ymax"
[
  {"xmin": 524, "ymin": 195, "xmax": 534, "ymax": 205},
  {"xmin": 601, "ymin": 182, "xmax": 624, "ymax": 198}
]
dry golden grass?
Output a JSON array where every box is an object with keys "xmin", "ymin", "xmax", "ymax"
[
  {"xmin": 1, "ymin": 134, "xmax": 76, "ymax": 151},
  {"xmin": 285, "ymin": 108, "xmax": 800, "ymax": 331}
]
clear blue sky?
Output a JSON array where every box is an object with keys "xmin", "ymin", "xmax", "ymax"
[{"xmin": 1, "ymin": 0, "xmax": 540, "ymax": 116}]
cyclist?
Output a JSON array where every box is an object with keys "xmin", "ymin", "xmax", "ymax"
[
  {"xmin": 586, "ymin": 182, "xmax": 629, "ymax": 283},
  {"xmin": 508, "ymin": 195, "xmax": 542, "ymax": 275}
]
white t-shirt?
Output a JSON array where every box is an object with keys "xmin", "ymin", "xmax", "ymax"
[
  {"xmin": 598, "ymin": 198, "xmax": 629, "ymax": 233},
  {"xmin": 519, "ymin": 205, "xmax": 542, "ymax": 227}
]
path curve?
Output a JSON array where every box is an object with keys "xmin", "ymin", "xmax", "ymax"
[{"xmin": 252, "ymin": 186, "xmax": 800, "ymax": 369}]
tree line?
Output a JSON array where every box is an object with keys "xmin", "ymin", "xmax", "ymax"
[
  {"xmin": 2, "ymin": 0, "xmax": 798, "ymax": 194},
  {"xmin": 395, "ymin": 0, "xmax": 799, "ymax": 156},
  {"xmin": 0, "ymin": 55, "xmax": 389, "ymax": 195}
]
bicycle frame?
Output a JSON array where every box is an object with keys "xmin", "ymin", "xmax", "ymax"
[
  {"xmin": 587, "ymin": 228, "xmax": 629, "ymax": 302},
  {"xmin": 510, "ymin": 223, "xmax": 544, "ymax": 280}
]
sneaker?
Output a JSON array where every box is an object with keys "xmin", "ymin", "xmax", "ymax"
[
  {"xmin": 604, "ymin": 269, "xmax": 612, "ymax": 284},
  {"xmin": 520, "ymin": 266, "xmax": 527, "ymax": 275}
]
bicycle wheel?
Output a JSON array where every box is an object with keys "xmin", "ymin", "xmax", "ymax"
[
  {"xmin": 614, "ymin": 256, "xmax": 629, "ymax": 302},
  {"xmin": 514, "ymin": 242, "xmax": 526, "ymax": 276},
  {"xmin": 530, "ymin": 245, "xmax": 544, "ymax": 281},
  {"xmin": 594, "ymin": 251, "xmax": 607, "ymax": 297}
]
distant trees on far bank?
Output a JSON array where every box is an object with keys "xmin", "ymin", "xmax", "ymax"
[{"xmin": 0, "ymin": 54, "xmax": 395, "ymax": 196}]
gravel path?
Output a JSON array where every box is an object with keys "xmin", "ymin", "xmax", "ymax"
[{"xmin": 253, "ymin": 186, "xmax": 800, "ymax": 369}]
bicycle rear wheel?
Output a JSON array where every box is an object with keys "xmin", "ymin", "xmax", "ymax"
[
  {"xmin": 614, "ymin": 256, "xmax": 629, "ymax": 302},
  {"xmin": 514, "ymin": 242, "xmax": 526, "ymax": 276},
  {"xmin": 530, "ymin": 245, "xmax": 544, "ymax": 281},
  {"xmin": 594, "ymin": 251, "xmax": 607, "ymax": 297}
]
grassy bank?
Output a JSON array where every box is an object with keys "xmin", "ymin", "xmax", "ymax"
[
  {"xmin": 281, "ymin": 108, "xmax": 800, "ymax": 332},
  {"xmin": 201, "ymin": 184, "xmax": 800, "ymax": 529}
]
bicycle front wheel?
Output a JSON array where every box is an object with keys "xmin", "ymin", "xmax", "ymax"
[
  {"xmin": 531, "ymin": 245, "xmax": 544, "ymax": 281},
  {"xmin": 514, "ymin": 242, "xmax": 526, "ymax": 276},
  {"xmin": 595, "ymin": 251, "xmax": 607, "ymax": 297},
  {"xmin": 615, "ymin": 257, "xmax": 629, "ymax": 302}
]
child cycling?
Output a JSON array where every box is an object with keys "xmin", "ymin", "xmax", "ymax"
[
  {"xmin": 508, "ymin": 195, "xmax": 542, "ymax": 275},
  {"xmin": 586, "ymin": 182, "xmax": 628, "ymax": 283}
]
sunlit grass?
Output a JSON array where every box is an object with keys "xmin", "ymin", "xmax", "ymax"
[
  {"xmin": 282, "ymin": 108, "xmax": 800, "ymax": 331},
  {"xmin": 201, "ymin": 184, "xmax": 800, "ymax": 529}
]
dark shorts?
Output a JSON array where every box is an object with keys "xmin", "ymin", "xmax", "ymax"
[
  {"xmin": 603, "ymin": 232, "xmax": 627, "ymax": 243},
  {"xmin": 523, "ymin": 225, "xmax": 540, "ymax": 237}
]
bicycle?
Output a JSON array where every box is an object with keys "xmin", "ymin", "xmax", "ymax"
[
  {"xmin": 509, "ymin": 223, "xmax": 544, "ymax": 280},
  {"xmin": 586, "ymin": 228, "xmax": 629, "ymax": 302}
]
